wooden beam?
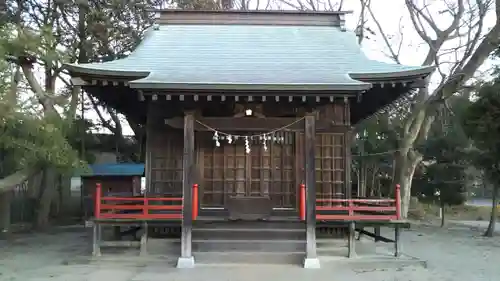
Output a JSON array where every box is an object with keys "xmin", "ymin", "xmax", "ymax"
[
  {"xmin": 178, "ymin": 111, "xmax": 195, "ymax": 268},
  {"xmin": 70, "ymin": 77, "xmax": 88, "ymax": 86},
  {"xmin": 355, "ymin": 228, "xmax": 394, "ymax": 243},
  {"xmin": 165, "ymin": 117, "xmax": 348, "ymax": 132},
  {"xmin": 304, "ymin": 112, "xmax": 319, "ymax": 268},
  {"xmin": 99, "ymin": 240, "xmax": 141, "ymax": 248}
]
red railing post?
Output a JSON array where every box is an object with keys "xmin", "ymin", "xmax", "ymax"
[
  {"xmin": 143, "ymin": 197, "xmax": 149, "ymax": 217},
  {"xmin": 192, "ymin": 184, "xmax": 199, "ymax": 220},
  {"xmin": 95, "ymin": 183, "xmax": 102, "ymax": 219},
  {"xmin": 348, "ymin": 200, "xmax": 353, "ymax": 216},
  {"xmin": 299, "ymin": 184, "xmax": 306, "ymax": 221},
  {"xmin": 395, "ymin": 184, "xmax": 401, "ymax": 219}
]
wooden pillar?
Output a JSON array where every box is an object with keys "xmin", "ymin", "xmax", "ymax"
[
  {"xmin": 303, "ymin": 112, "xmax": 320, "ymax": 269},
  {"xmin": 344, "ymin": 97, "xmax": 352, "ymax": 199},
  {"xmin": 92, "ymin": 223, "xmax": 101, "ymax": 256},
  {"xmin": 374, "ymin": 226, "xmax": 381, "ymax": 242},
  {"xmin": 347, "ymin": 222, "xmax": 356, "ymax": 258},
  {"xmin": 345, "ymin": 129, "xmax": 352, "ymax": 199},
  {"xmin": 177, "ymin": 111, "xmax": 195, "ymax": 268},
  {"xmin": 394, "ymin": 226, "xmax": 401, "ymax": 257},
  {"xmin": 140, "ymin": 222, "xmax": 148, "ymax": 256}
]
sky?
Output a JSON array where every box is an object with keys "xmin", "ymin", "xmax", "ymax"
[{"xmin": 75, "ymin": 0, "xmax": 497, "ymax": 136}]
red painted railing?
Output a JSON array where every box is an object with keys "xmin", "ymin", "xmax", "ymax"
[
  {"xmin": 94, "ymin": 183, "xmax": 184, "ymax": 220},
  {"xmin": 315, "ymin": 184, "xmax": 402, "ymax": 221},
  {"xmin": 192, "ymin": 183, "xmax": 199, "ymax": 220},
  {"xmin": 299, "ymin": 184, "xmax": 306, "ymax": 221}
]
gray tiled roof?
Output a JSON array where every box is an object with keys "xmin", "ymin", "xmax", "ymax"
[{"xmin": 65, "ymin": 24, "xmax": 433, "ymax": 90}]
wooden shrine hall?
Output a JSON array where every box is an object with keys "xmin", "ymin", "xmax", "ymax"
[{"xmin": 64, "ymin": 9, "xmax": 434, "ymax": 269}]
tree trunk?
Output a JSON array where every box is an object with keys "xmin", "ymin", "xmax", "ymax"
[
  {"xmin": 393, "ymin": 151, "xmax": 421, "ymax": 218},
  {"xmin": 59, "ymin": 176, "xmax": 72, "ymax": 218},
  {"xmin": 34, "ymin": 168, "xmax": 57, "ymax": 229},
  {"xmin": 360, "ymin": 165, "xmax": 367, "ymax": 197},
  {"xmin": 484, "ymin": 185, "xmax": 498, "ymax": 237}
]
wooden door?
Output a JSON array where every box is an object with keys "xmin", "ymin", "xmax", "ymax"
[{"xmin": 200, "ymin": 132, "xmax": 296, "ymax": 209}]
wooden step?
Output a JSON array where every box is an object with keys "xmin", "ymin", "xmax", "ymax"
[{"xmin": 193, "ymin": 239, "xmax": 305, "ymax": 252}]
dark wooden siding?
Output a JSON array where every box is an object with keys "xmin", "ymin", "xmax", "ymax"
[
  {"xmin": 148, "ymin": 129, "xmax": 184, "ymax": 197},
  {"xmin": 146, "ymin": 103, "xmax": 184, "ymax": 198}
]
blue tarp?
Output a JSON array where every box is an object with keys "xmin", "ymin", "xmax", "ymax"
[{"xmin": 82, "ymin": 163, "xmax": 145, "ymax": 177}]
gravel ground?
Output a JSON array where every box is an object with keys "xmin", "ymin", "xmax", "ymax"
[{"xmin": 0, "ymin": 223, "xmax": 499, "ymax": 281}]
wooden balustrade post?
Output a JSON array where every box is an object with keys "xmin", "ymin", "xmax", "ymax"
[
  {"xmin": 395, "ymin": 184, "xmax": 401, "ymax": 220},
  {"xmin": 92, "ymin": 183, "xmax": 102, "ymax": 257},
  {"xmin": 394, "ymin": 184, "xmax": 402, "ymax": 257},
  {"xmin": 192, "ymin": 184, "xmax": 199, "ymax": 220},
  {"xmin": 143, "ymin": 197, "xmax": 149, "ymax": 217},
  {"xmin": 347, "ymin": 199, "xmax": 356, "ymax": 258},
  {"xmin": 95, "ymin": 183, "xmax": 102, "ymax": 219},
  {"xmin": 300, "ymin": 184, "xmax": 306, "ymax": 221}
]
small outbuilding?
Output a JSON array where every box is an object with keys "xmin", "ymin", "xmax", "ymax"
[{"xmin": 81, "ymin": 163, "xmax": 145, "ymax": 219}]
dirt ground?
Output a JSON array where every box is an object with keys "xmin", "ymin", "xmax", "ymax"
[
  {"xmin": 0, "ymin": 222, "xmax": 499, "ymax": 281},
  {"xmin": 413, "ymin": 203, "xmax": 499, "ymax": 222}
]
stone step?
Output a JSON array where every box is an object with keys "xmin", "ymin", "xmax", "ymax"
[
  {"xmin": 193, "ymin": 227, "xmax": 305, "ymax": 240},
  {"xmin": 193, "ymin": 220, "xmax": 304, "ymax": 230},
  {"xmin": 194, "ymin": 251, "xmax": 304, "ymax": 265},
  {"xmin": 193, "ymin": 239, "xmax": 305, "ymax": 252}
]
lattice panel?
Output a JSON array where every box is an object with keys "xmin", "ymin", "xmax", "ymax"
[
  {"xmin": 202, "ymin": 143, "xmax": 226, "ymax": 207},
  {"xmin": 201, "ymin": 132, "xmax": 296, "ymax": 208},
  {"xmin": 149, "ymin": 131, "xmax": 183, "ymax": 198},
  {"xmin": 251, "ymin": 139, "xmax": 295, "ymax": 208},
  {"xmin": 315, "ymin": 133, "xmax": 345, "ymax": 199}
]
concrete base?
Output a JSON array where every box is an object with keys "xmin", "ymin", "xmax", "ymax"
[
  {"xmin": 176, "ymin": 256, "xmax": 195, "ymax": 269},
  {"xmin": 303, "ymin": 257, "xmax": 321, "ymax": 269}
]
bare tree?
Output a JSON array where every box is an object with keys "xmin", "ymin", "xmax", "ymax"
[{"xmin": 365, "ymin": 0, "xmax": 499, "ymax": 217}]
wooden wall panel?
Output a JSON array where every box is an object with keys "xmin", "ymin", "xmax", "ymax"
[
  {"xmin": 146, "ymin": 103, "xmax": 184, "ymax": 198},
  {"xmin": 317, "ymin": 103, "xmax": 349, "ymax": 125},
  {"xmin": 199, "ymin": 131, "xmax": 296, "ymax": 208},
  {"xmin": 148, "ymin": 130, "xmax": 184, "ymax": 197}
]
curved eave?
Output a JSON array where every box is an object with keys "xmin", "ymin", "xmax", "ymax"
[
  {"xmin": 349, "ymin": 66, "xmax": 435, "ymax": 81},
  {"xmin": 127, "ymin": 81, "xmax": 372, "ymax": 91},
  {"xmin": 63, "ymin": 63, "xmax": 150, "ymax": 78},
  {"xmin": 84, "ymin": 84, "xmax": 147, "ymax": 125}
]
